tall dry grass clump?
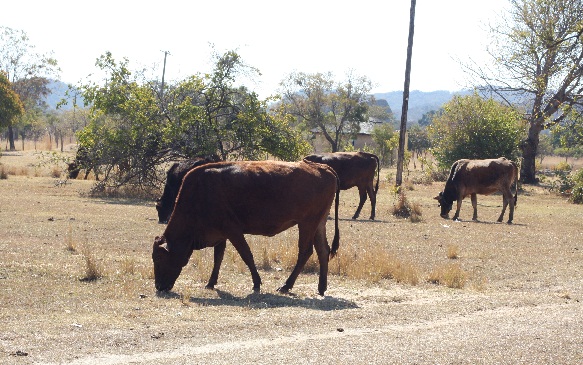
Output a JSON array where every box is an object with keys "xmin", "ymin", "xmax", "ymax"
[
  {"xmin": 0, "ymin": 165, "xmax": 7, "ymax": 179},
  {"xmin": 80, "ymin": 247, "xmax": 104, "ymax": 281},
  {"xmin": 334, "ymin": 246, "xmax": 420, "ymax": 286},
  {"xmin": 427, "ymin": 263, "xmax": 468, "ymax": 289},
  {"xmin": 391, "ymin": 189, "xmax": 423, "ymax": 222}
]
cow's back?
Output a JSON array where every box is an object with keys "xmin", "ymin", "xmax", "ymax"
[
  {"xmin": 169, "ymin": 160, "xmax": 337, "ymax": 239},
  {"xmin": 452, "ymin": 158, "xmax": 517, "ymax": 196},
  {"xmin": 304, "ymin": 151, "xmax": 376, "ymax": 190}
]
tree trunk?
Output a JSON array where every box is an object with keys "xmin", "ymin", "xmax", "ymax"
[
  {"xmin": 520, "ymin": 121, "xmax": 543, "ymax": 184},
  {"xmin": 7, "ymin": 124, "xmax": 16, "ymax": 151}
]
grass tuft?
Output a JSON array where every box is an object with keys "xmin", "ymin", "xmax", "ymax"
[
  {"xmin": 446, "ymin": 244, "xmax": 459, "ymax": 259},
  {"xmin": 391, "ymin": 190, "xmax": 423, "ymax": 222},
  {"xmin": 427, "ymin": 263, "xmax": 467, "ymax": 289},
  {"xmin": 80, "ymin": 247, "xmax": 104, "ymax": 282}
]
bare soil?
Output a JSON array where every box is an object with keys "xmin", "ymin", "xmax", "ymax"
[{"xmin": 1, "ymin": 150, "xmax": 582, "ymax": 364}]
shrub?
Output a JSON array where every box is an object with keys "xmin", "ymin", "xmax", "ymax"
[
  {"xmin": 0, "ymin": 165, "xmax": 7, "ymax": 180},
  {"xmin": 391, "ymin": 190, "xmax": 423, "ymax": 222}
]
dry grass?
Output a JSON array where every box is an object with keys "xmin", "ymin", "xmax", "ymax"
[{"xmin": 1, "ymin": 149, "xmax": 583, "ymax": 363}]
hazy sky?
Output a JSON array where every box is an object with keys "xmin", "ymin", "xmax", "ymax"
[{"xmin": 2, "ymin": 0, "xmax": 508, "ymax": 97}]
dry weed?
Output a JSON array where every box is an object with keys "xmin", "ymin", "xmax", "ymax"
[
  {"xmin": 80, "ymin": 247, "xmax": 104, "ymax": 281},
  {"xmin": 446, "ymin": 244, "xmax": 459, "ymax": 259},
  {"xmin": 428, "ymin": 263, "xmax": 468, "ymax": 289},
  {"xmin": 391, "ymin": 190, "xmax": 423, "ymax": 222}
]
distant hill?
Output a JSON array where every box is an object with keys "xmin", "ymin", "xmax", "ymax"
[
  {"xmin": 374, "ymin": 90, "xmax": 471, "ymax": 122},
  {"xmin": 45, "ymin": 80, "xmax": 84, "ymax": 110}
]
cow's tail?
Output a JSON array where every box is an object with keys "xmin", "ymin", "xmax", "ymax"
[
  {"xmin": 330, "ymin": 170, "xmax": 341, "ymax": 259},
  {"xmin": 513, "ymin": 162, "xmax": 519, "ymax": 207},
  {"xmin": 373, "ymin": 153, "xmax": 380, "ymax": 195}
]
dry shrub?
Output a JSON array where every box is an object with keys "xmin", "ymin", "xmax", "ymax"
[
  {"xmin": 446, "ymin": 244, "xmax": 459, "ymax": 259},
  {"xmin": 80, "ymin": 247, "xmax": 104, "ymax": 281},
  {"xmin": 427, "ymin": 263, "xmax": 467, "ymax": 289},
  {"xmin": 0, "ymin": 165, "xmax": 7, "ymax": 179},
  {"xmin": 391, "ymin": 190, "xmax": 423, "ymax": 222},
  {"xmin": 50, "ymin": 166, "xmax": 62, "ymax": 178},
  {"xmin": 65, "ymin": 225, "xmax": 77, "ymax": 252}
]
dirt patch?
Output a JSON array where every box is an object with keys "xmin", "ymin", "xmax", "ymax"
[{"xmin": 1, "ymin": 151, "xmax": 582, "ymax": 364}]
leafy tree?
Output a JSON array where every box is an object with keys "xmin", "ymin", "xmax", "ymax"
[
  {"xmin": 536, "ymin": 132, "xmax": 553, "ymax": 164},
  {"xmin": 371, "ymin": 123, "xmax": 398, "ymax": 166},
  {"xmin": 76, "ymin": 51, "xmax": 308, "ymax": 193},
  {"xmin": 407, "ymin": 124, "xmax": 431, "ymax": 169},
  {"xmin": 469, "ymin": 0, "xmax": 583, "ymax": 183},
  {"xmin": 418, "ymin": 109, "xmax": 440, "ymax": 127},
  {"xmin": 279, "ymin": 71, "xmax": 373, "ymax": 152},
  {"xmin": 428, "ymin": 93, "xmax": 524, "ymax": 168},
  {"xmin": 0, "ymin": 71, "xmax": 24, "ymax": 146},
  {"xmin": 1, "ymin": 27, "xmax": 59, "ymax": 150}
]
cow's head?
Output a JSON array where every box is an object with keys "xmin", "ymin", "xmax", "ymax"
[
  {"xmin": 155, "ymin": 197, "xmax": 174, "ymax": 224},
  {"xmin": 434, "ymin": 192, "xmax": 453, "ymax": 218},
  {"xmin": 152, "ymin": 236, "xmax": 185, "ymax": 291}
]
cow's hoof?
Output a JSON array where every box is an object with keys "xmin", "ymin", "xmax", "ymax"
[
  {"xmin": 277, "ymin": 285, "xmax": 291, "ymax": 294},
  {"xmin": 507, "ymin": 221, "xmax": 513, "ymax": 225},
  {"xmin": 204, "ymin": 284, "xmax": 215, "ymax": 290}
]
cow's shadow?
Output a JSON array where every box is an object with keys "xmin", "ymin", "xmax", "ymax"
[{"xmin": 158, "ymin": 289, "xmax": 358, "ymax": 311}]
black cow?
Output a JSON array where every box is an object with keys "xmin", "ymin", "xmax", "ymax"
[
  {"xmin": 434, "ymin": 157, "xmax": 519, "ymax": 223},
  {"xmin": 156, "ymin": 157, "xmax": 219, "ymax": 224},
  {"xmin": 303, "ymin": 151, "xmax": 380, "ymax": 220}
]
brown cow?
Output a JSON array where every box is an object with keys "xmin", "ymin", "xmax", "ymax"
[
  {"xmin": 434, "ymin": 157, "xmax": 519, "ymax": 223},
  {"xmin": 152, "ymin": 160, "xmax": 340, "ymax": 296},
  {"xmin": 303, "ymin": 151, "xmax": 380, "ymax": 220}
]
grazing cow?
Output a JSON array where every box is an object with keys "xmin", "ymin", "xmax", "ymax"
[
  {"xmin": 156, "ymin": 157, "xmax": 219, "ymax": 224},
  {"xmin": 67, "ymin": 146, "xmax": 96, "ymax": 180},
  {"xmin": 434, "ymin": 157, "xmax": 519, "ymax": 223},
  {"xmin": 152, "ymin": 160, "xmax": 340, "ymax": 296},
  {"xmin": 303, "ymin": 151, "xmax": 380, "ymax": 220}
]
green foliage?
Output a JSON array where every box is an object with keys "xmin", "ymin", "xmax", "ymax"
[
  {"xmin": 280, "ymin": 71, "xmax": 373, "ymax": 152},
  {"xmin": 550, "ymin": 168, "xmax": 583, "ymax": 204},
  {"xmin": 371, "ymin": 123, "xmax": 398, "ymax": 166},
  {"xmin": 0, "ymin": 71, "xmax": 24, "ymax": 129},
  {"xmin": 428, "ymin": 93, "xmax": 524, "ymax": 168},
  {"xmin": 76, "ymin": 50, "xmax": 308, "ymax": 193}
]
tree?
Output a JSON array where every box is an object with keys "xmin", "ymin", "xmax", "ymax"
[
  {"xmin": 428, "ymin": 93, "xmax": 524, "ymax": 168},
  {"xmin": 418, "ymin": 109, "xmax": 441, "ymax": 127},
  {"xmin": 407, "ymin": 124, "xmax": 431, "ymax": 169},
  {"xmin": 77, "ymin": 51, "xmax": 308, "ymax": 193},
  {"xmin": 0, "ymin": 71, "xmax": 24, "ymax": 148},
  {"xmin": 0, "ymin": 26, "xmax": 59, "ymax": 150},
  {"xmin": 279, "ymin": 71, "xmax": 373, "ymax": 152},
  {"xmin": 470, "ymin": 0, "xmax": 583, "ymax": 183},
  {"xmin": 371, "ymin": 123, "xmax": 398, "ymax": 166}
]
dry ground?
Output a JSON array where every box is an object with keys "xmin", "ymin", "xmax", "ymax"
[{"xmin": 1, "ymin": 149, "xmax": 582, "ymax": 364}]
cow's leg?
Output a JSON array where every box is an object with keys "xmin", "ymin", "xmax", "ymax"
[
  {"xmin": 205, "ymin": 240, "xmax": 227, "ymax": 289},
  {"xmin": 452, "ymin": 199, "xmax": 463, "ymax": 221},
  {"xmin": 352, "ymin": 186, "xmax": 368, "ymax": 220},
  {"xmin": 367, "ymin": 183, "xmax": 376, "ymax": 220},
  {"xmin": 278, "ymin": 224, "xmax": 315, "ymax": 294},
  {"xmin": 312, "ymin": 222, "xmax": 331, "ymax": 296},
  {"xmin": 229, "ymin": 234, "xmax": 262, "ymax": 292},
  {"xmin": 499, "ymin": 189, "xmax": 514, "ymax": 224},
  {"xmin": 471, "ymin": 193, "xmax": 478, "ymax": 221}
]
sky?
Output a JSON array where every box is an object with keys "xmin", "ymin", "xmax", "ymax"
[{"xmin": 1, "ymin": 0, "xmax": 509, "ymax": 98}]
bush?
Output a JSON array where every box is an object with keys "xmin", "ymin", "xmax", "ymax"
[
  {"xmin": 570, "ymin": 169, "xmax": 583, "ymax": 204},
  {"xmin": 550, "ymin": 168, "xmax": 583, "ymax": 204}
]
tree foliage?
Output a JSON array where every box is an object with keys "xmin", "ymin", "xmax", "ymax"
[
  {"xmin": 76, "ymin": 51, "xmax": 309, "ymax": 193},
  {"xmin": 428, "ymin": 93, "xmax": 524, "ymax": 168},
  {"xmin": 469, "ymin": 0, "xmax": 583, "ymax": 183},
  {"xmin": 0, "ymin": 26, "xmax": 59, "ymax": 150},
  {"xmin": 0, "ymin": 71, "xmax": 24, "ymax": 138},
  {"xmin": 279, "ymin": 71, "xmax": 373, "ymax": 152}
]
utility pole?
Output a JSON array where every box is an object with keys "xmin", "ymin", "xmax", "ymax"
[
  {"xmin": 160, "ymin": 50, "xmax": 170, "ymax": 99},
  {"xmin": 396, "ymin": 0, "xmax": 416, "ymax": 187}
]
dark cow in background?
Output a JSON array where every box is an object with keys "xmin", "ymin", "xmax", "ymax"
[
  {"xmin": 434, "ymin": 157, "xmax": 518, "ymax": 223},
  {"xmin": 67, "ymin": 146, "xmax": 96, "ymax": 180},
  {"xmin": 303, "ymin": 151, "xmax": 380, "ymax": 220},
  {"xmin": 152, "ymin": 159, "xmax": 340, "ymax": 296},
  {"xmin": 156, "ymin": 156, "xmax": 219, "ymax": 224}
]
